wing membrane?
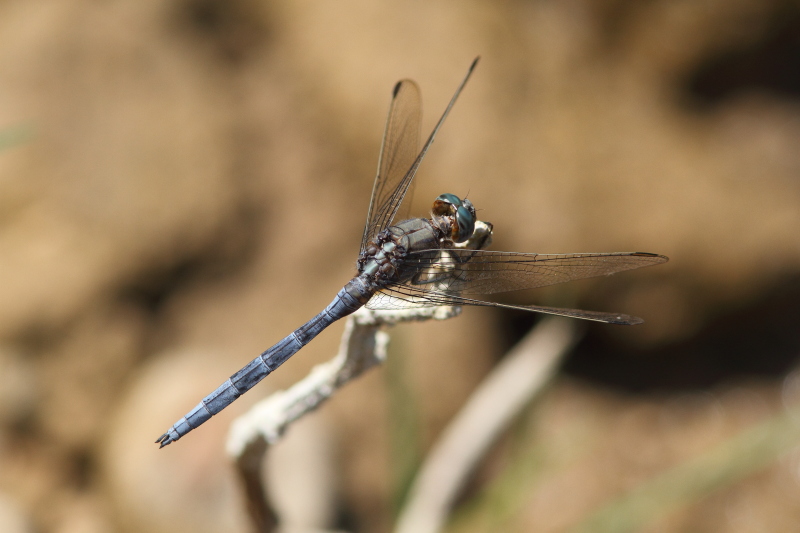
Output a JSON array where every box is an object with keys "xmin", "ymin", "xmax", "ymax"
[
  {"xmin": 365, "ymin": 251, "xmax": 666, "ymax": 324},
  {"xmin": 399, "ymin": 250, "xmax": 668, "ymax": 295},
  {"xmin": 366, "ymin": 284, "xmax": 644, "ymax": 325},
  {"xmin": 360, "ymin": 79, "xmax": 422, "ymax": 253},
  {"xmin": 360, "ymin": 58, "xmax": 480, "ymax": 253}
]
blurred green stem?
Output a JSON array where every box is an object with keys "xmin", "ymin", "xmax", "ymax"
[
  {"xmin": 0, "ymin": 124, "xmax": 35, "ymax": 151},
  {"xmin": 571, "ymin": 402, "xmax": 800, "ymax": 533},
  {"xmin": 386, "ymin": 330, "xmax": 423, "ymax": 516}
]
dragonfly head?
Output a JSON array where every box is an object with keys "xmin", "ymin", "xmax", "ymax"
[{"xmin": 431, "ymin": 193, "xmax": 476, "ymax": 243}]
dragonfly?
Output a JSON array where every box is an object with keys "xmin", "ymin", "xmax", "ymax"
[{"xmin": 156, "ymin": 57, "xmax": 668, "ymax": 447}]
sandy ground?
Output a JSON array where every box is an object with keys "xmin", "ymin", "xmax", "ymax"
[{"xmin": 1, "ymin": 1, "xmax": 800, "ymax": 532}]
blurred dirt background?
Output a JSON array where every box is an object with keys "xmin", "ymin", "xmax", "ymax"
[{"xmin": 1, "ymin": 0, "xmax": 800, "ymax": 532}]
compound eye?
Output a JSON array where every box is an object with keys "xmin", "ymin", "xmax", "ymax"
[
  {"xmin": 432, "ymin": 193, "xmax": 462, "ymax": 216},
  {"xmin": 453, "ymin": 203, "xmax": 476, "ymax": 243}
]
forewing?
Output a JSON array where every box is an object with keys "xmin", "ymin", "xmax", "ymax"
[
  {"xmin": 399, "ymin": 250, "xmax": 668, "ymax": 295},
  {"xmin": 360, "ymin": 79, "xmax": 422, "ymax": 253},
  {"xmin": 360, "ymin": 58, "xmax": 480, "ymax": 253}
]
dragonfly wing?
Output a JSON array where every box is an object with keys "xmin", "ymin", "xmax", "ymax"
[
  {"xmin": 365, "ymin": 287, "xmax": 450, "ymax": 311},
  {"xmin": 399, "ymin": 250, "xmax": 668, "ymax": 295},
  {"xmin": 376, "ymin": 284, "xmax": 645, "ymax": 325},
  {"xmin": 367, "ymin": 246, "xmax": 665, "ymax": 323},
  {"xmin": 360, "ymin": 58, "xmax": 480, "ymax": 253},
  {"xmin": 360, "ymin": 79, "xmax": 422, "ymax": 254}
]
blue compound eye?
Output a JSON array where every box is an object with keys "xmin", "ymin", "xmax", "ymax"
[
  {"xmin": 453, "ymin": 203, "xmax": 476, "ymax": 243},
  {"xmin": 432, "ymin": 193, "xmax": 462, "ymax": 216},
  {"xmin": 432, "ymin": 193, "xmax": 477, "ymax": 243}
]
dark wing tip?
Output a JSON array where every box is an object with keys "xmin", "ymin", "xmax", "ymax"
[
  {"xmin": 392, "ymin": 80, "xmax": 403, "ymax": 98},
  {"xmin": 613, "ymin": 314, "xmax": 644, "ymax": 325},
  {"xmin": 631, "ymin": 252, "xmax": 669, "ymax": 263},
  {"xmin": 469, "ymin": 56, "xmax": 480, "ymax": 71}
]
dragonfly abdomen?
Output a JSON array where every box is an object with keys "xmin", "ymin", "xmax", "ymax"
[{"xmin": 156, "ymin": 278, "xmax": 371, "ymax": 447}]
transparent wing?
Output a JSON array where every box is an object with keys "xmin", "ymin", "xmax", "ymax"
[
  {"xmin": 365, "ymin": 251, "xmax": 668, "ymax": 325},
  {"xmin": 399, "ymin": 250, "xmax": 668, "ymax": 294},
  {"xmin": 360, "ymin": 57, "xmax": 480, "ymax": 253},
  {"xmin": 360, "ymin": 79, "xmax": 422, "ymax": 254},
  {"xmin": 367, "ymin": 285, "xmax": 645, "ymax": 324}
]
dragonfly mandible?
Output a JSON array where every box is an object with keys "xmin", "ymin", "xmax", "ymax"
[{"xmin": 156, "ymin": 57, "xmax": 667, "ymax": 447}]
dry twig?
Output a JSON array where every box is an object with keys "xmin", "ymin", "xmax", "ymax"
[{"xmin": 394, "ymin": 317, "xmax": 581, "ymax": 533}]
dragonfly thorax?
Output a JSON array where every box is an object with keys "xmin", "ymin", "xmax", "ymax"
[
  {"xmin": 357, "ymin": 218, "xmax": 445, "ymax": 286},
  {"xmin": 431, "ymin": 193, "xmax": 476, "ymax": 244}
]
